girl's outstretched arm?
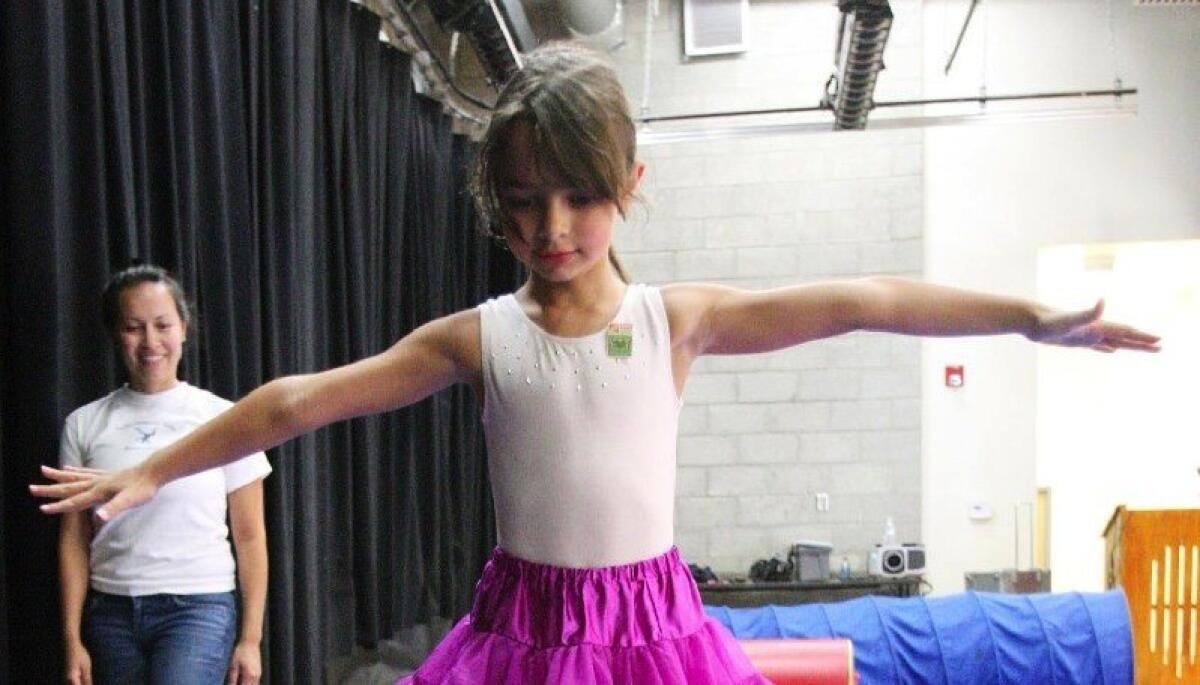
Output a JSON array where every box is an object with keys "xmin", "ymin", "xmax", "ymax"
[
  {"xmin": 663, "ymin": 277, "xmax": 1161, "ymax": 358},
  {"xmin": 32, "ymin": 310, "xmax": 481, "ymax": 519}
]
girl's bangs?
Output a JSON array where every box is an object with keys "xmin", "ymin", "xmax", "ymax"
[{"xmin": 530, "ymin": 120, "xmax": 619, "ymax": 201}]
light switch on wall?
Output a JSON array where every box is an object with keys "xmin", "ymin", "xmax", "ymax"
[{"xmin": 969, "ymin": 502, "xmax": 993, "ymax": 521}]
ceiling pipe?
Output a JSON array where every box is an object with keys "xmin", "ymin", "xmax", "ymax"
[
  {"xmin": 639, "ymin": 87, "xmax": 1137, "ymax": 124},
  {"xmin": 638, "ymin": 103, "xmax": 1137, "ymax": 145}
]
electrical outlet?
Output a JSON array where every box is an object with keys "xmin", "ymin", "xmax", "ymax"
[{"xmin": 815, "ymin": 492, "xmax": 830, "ymax": 512}]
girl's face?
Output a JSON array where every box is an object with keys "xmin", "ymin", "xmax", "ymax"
[
  {"xmin": 498, "ymin": 125, "xmax": 642, "ymax": 284},
  {"xmin": 115, "ymin": 282, "xmax": 186, "ymax": 393}
]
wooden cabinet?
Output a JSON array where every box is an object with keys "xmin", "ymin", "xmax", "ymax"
[{"xmin": 1103, "ymin": 506, "xmax": 1200, "ymax": 683}]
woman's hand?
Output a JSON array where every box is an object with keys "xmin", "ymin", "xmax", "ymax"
[
  {"xmin": 31, "ymin": 464, "xmax": 159, "ymax": 521},
  {"xmin": 1030, "ymin": 300, "xmax": 1161, "ymax": 352},
  {"xmin": 227, "ymin": 641, "xmax": 262, "ymax": 685},
  {"xmin": 65, "ymin": 640, "xmax": 92, "ymax": 685}
]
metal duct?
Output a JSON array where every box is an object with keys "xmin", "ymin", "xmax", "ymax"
[
  {"xmin": 827, "ymin": 0, "xmax": 893, "ymax": 130},
  {"xmin": 427, "ymin": 0, "xmax": 535, "ymax": 86}
]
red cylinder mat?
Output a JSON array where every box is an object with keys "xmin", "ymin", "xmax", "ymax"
[{"xmin": 739, "ymin": 639, "xmax": 856, "ymax": 685}]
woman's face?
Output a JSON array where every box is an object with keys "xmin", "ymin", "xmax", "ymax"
[{"xmin": 115, "ymin": 282, "xmax": 187, "ymax": 393}]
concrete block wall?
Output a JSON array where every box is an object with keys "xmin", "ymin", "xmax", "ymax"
[{"xmin": 608, "ymin": 0, "xmax": 925, "ymax": 575}]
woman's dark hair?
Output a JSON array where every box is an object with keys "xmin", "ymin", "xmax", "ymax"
[
  {"xmin": 101, "ymin": 264, "xmax": 193, "ymax": 335},
  {"xmin": 473, "ymin": 42, "xmax": 638, "ymax": 282}
]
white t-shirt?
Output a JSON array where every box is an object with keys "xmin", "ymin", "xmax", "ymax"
[{"xmin": 59, "ymin": 382, "xmax": 272, "ymax": 596}]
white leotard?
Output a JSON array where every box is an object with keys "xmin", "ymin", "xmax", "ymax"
[{"xmin": 478, "ymin": 284, "xmax": 682, "ymax": 568}]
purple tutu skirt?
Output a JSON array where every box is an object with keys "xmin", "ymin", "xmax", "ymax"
[{"xmin": 399, "ymin": 547, "xmax": 769, "ymax": 684}]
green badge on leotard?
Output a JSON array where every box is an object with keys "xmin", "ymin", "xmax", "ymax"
[{"xmin": 606, "ymin": 323, "xmax": 633, "ymax": 358}]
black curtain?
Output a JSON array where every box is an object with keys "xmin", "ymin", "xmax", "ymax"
[{"xmin": 0, "ymin": 1, "xmax": 520, "ymax": 682}]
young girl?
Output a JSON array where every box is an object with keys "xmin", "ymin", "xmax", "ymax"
[
  {"xmin": 34, "ymin": 44, "xmax": 1159, "ymax": 683},
  {"xmin": 56, "ymin": 265, "xmax": 271, "ymax": 685}
]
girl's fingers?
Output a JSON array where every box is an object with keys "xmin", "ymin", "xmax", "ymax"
[
  {"xmin": 29, "ymin": 480, "xmax": 92, "ymax": 499},
  {"xmin": 1120, "ymin": 340, "xmax": 1161, "ymax": 351},
  {"xmin": 1102, "ymin": 324, "xmax": 1160, "ymax": 345},
  {"xmin": 1121, "ymin": 329, "xmax": 1161, "ymax": 344},
  {"xmin": 62, "ymin": 465, "xmax": 108, "ymax": 475},
  {"xmin": 1119, "ymin": 335, "xmax": 1161, "ymax": 350},
  {"xmin": 1102, "ymin": 329, "xmax": 1160, "ymax": 351},
  {"xmin": 40, "ymin": 465, "xmax": 100, "ymax": 483},
  {"xmin": 40, "ymin": 489, "xmax": 104, "ymax": 515},
  {"xmin": 96, "ymin": 493, "xmax": 134, "ymax": 522}
]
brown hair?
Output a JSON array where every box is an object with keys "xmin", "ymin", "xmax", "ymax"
[
  {"xmin": 473, "ymin": 42, "xmax": 637, "ymax": 282},
  {"xmin": 101, "ymin": 264, "xmax": 193, "ymax": 337}
]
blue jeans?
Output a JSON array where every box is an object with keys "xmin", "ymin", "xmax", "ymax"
[{"xmin": 83, "ymin": 590, "xmax": 237, "ymax": 685}]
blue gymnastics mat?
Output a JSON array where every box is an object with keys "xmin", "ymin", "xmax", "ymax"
[{"xmin": 706, "ymin": 590, "xmax": 1133, "ymax": 684}]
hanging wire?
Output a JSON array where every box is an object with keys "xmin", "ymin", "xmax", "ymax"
[
  {"xmin": 1105, "ymin": 0, "xmax": 1123, "ymax": 93},
  {"xmin": 611, "ymin": 0, "xmax": 628, "ymax": 53},
  {"xmin": 943, "ymin": 0, "xmax": 980, "ymax": 76},
  {"xmin": 979, "ymin": 0, "xmax": 988, "ymax": 105},
  {"xmin": 639, "ymin": 0, "xmax": 658, "ymax": 120}
]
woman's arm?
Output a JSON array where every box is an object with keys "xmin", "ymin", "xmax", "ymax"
[
  {"xmin": 226, "ymin": 480, "xmax": 267, "ymax": 685},
  {"xmin": 664, "ymin": 276, "xmax": 1160, "ymax": 357},
  {"xmin": 34, "ymin": 309, "xmax": 481, "ymax": 518},
  {"xmin": 59, "ymin": 511, "xmax": 93, "ymax": 685}
]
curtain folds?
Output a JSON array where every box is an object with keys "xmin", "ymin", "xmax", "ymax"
[{"xmin": 0, "ymin": 1, "xmax": 517, "ymax": 682}]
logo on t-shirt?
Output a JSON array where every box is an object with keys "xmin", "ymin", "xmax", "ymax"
[{"xmin": 119, "ymin": 420, "xmax": 198, "ymax": 450}]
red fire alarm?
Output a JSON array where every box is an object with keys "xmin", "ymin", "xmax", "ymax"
[{"xmin": 945, "ymin": 365, "xmax": 964, "ymax": 388}]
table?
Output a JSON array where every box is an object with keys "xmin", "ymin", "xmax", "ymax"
[{"xmin": 699, "ymin": 576, "xmax": 922, "ymax": 608}]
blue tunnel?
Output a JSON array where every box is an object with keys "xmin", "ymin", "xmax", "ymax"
[{"xmin": 706, "ymin": 590, "xmax": 1133, "ymax": 684}]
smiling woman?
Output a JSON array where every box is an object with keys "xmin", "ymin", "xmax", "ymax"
[
  {"xmin": 54, "ymin": 265, "xmax": 273, "ymax": 685},
  {"xmin": 105, "ymin": 274, "xmax": 190, "ymax": 394}
]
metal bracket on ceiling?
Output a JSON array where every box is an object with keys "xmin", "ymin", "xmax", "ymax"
[
  {"xmin": 427, "ymin": 0, "xmax": 535, "ymax": 86},
  {"xmin": 825, "ymin": 0, "xmax": 894, "ymax": 131}
]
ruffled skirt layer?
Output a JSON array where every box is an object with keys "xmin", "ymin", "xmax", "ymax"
[{"xmin": 399, "ymin": 547, "xmax": 769, "ymax": 684}]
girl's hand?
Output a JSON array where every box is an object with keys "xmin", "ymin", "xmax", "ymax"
[
  {"xmin": 1030, "ymin": 300, "xmax": 1161, "ymax": 353},
  {"xmin": 31, "ymin": 464, "xmax": 159, "ymax": 521},
  {"xmin": 65, "ymin": 640, "xmax": 92, "ymax": 685},
  {"xmin": 227, "ymin": 641, "xmax": 262, "ymax": 685}
]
